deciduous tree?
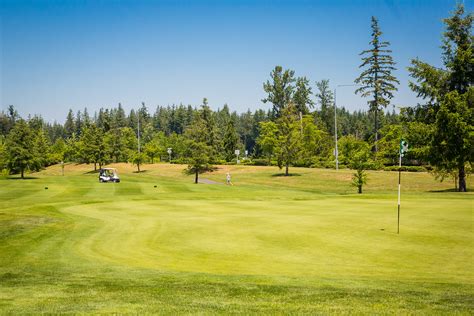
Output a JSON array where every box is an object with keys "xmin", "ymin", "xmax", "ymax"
[{"xmin": 262, "ymin": 66, "xmax": 295, "ymax": 118}]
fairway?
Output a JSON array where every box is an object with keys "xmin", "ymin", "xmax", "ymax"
[{"xmin": 1, "ymin": 163, "xmax": 473, "ymax": 313}]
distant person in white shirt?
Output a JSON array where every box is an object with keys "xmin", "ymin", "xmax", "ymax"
[{"xmin": 226, "ymin": 172, "xmax": 233, "ymax": 186}]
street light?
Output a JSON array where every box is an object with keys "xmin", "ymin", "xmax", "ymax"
[{"xmin": 334, "ymin": 84, "xmax": 363, "ymax": 170}]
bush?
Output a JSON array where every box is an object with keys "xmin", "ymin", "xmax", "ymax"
[
  {"xmin": 293, "ymin": 158, "xmax": 312, "ymax": 168},
  {"xmin": 365, "ymin": 160, "xmax": 384, "ymax": 170},
  {"xmin": 383, "ymin": 165, "xmax": 427, "ymax": 172},
  {"xmin": 213, "ymin": 159, "xmax": 228, "ymax": 165},
  {"xmin": 170, "ymin": 158, "xmax": 188, "ymax": 164},
  {"xmin": 243, "ymin": 158, "xmax": 271, "ymax": 166},
  {"xmin": 1, "ymin": 169, "xmax": 9, "ymax": 178}
]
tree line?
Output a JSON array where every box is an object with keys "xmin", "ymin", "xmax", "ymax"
[{"xmin": 0, "ymin": 4, "xmax": 471, "ymax": 191}]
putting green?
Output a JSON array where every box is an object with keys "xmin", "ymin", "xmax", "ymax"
[{"xmin": 1, "ymin": 163, "xmax": 473, "ymax": 313}]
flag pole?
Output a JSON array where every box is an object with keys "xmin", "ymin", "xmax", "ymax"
[{"xmin": 397, "ymin": 151, "xmax": 402, "ymax": 234}]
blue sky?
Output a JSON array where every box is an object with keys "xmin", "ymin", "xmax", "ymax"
[{"xmin": 0, "ymin": 0, "xmax": 468, "ymax": 123}]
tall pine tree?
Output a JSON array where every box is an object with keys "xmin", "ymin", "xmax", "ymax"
[
  {"xmin": 355, "ymin": 16, "xmax": 399, "ymax": 152},
  {"xmin": 408, "ymin": 4, "xmax": 473, "ymax": 192},
  {"xmin": 315, "ymin": 79, "xmax": 334, "ymax": 134}
]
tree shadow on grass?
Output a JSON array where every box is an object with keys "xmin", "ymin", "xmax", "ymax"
[
  {"xmin": 428, "ymin": 188, "xmax": 466, "ymax": 193},
  {"xmin": 271, "ymin": 173, "xmax": 302, "ymax": 177},
  {"xmin": 6, "ymin": 176, "xmax": 39, "ymax": 180},
  {"xmin": 132, "ymin": 170, "xmax": 148, "ymax": 173},
  {"xmin": 84, "ymin": 170, "xmax": 99, "ymax": 174}
]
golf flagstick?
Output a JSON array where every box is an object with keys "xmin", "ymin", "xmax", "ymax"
[{"xmin": 398, "ymin": 139, "xmax": 408, "ymax": 234}]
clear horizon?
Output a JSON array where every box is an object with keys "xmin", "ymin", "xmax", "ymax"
[{"xmin": 0, "ymin": 0, "xmax": 466, "ymax": 123}]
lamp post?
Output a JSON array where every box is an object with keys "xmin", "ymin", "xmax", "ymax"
[
  {"xmin": 333, "ymin": 84, "xmax": 362, "ymax": 170},
  {"xmin": 137, "ymin": 102, "xmax": 144, "ymax": 153}
]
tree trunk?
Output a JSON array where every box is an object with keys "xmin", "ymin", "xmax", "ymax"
[
  {"xmin": 94, "ymin": 162, "xmax": 97, "ymax": 171},
  {"xmin": 374, "ymin": 107, "xmax": 378, "ymax": 153},
  {"xmin": 195, "ymin": 170, "xmax": 199, "ymax": 184},
  {"xmin": 285, "ymin": 163, "xmax": 289, "ymax": 176},
  {"xmin": 374, "ymin": 64, "xmax": 379, "ymax": 153},
  {"xmin": 458, "ymin": 165, "xmax": 467, "ymax": 192},
  {"xmin": 137, "ymin": 163, "xmax": 141, "ymax": 173},
  {"xmin": 151, "ymin": 156, "xmax": 154, "ymax": 164},
  {"xmin": 358, "ymin": 185, "xmax": 362, "ymax": 194},
  {"xmin": 21, "ymin": 168, "xmax": 24, "ymax": 179}
]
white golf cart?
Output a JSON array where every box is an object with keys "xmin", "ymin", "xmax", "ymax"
[{"xmin": 99, "ymin": 168, "xmax": 120, "ymax": 183}]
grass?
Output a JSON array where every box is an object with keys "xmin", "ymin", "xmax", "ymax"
[{"xmin": 0, "ymin": 163, "xmax": 473, "ymax": 314}]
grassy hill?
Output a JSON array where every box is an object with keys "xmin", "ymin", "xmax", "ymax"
[{"xmin": 1, "ymin": 163, "xmax": 472, "ymax": 313}]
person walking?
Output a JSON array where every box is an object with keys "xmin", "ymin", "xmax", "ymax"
[{"xmin": 226, "ymin": 172, "xmax": 233, "ymax": 186}]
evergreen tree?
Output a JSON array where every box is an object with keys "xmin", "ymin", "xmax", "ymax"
[
  {"xmin": 97, "ymin": 108, "xmax": 112, "ymax": 132},
  {"xmin": 184, "ymin": 140, "xmax": 214, "ymax": 184},
  {"xmin": 138, "ymin": 102, "xmax": 151, "ymax": 127},
  {"xmin": 222, "ymin": 118, "xmax": 240, "ymax": 162},
  {"xmin": 1, "ymin": 105, "xmax": 20, "ymax": 135},
  {"xmin": 185, "ymin": 109, "xmax": 208, "ymax": 144},
  {"xmin": 200, "ymin": 98, "xmax": 217, "ymax": 149},
  {"xmin": 28, "ymin": 115, "xmax": 45, "ymax": 131},
  {"xmin": 80, "ymin": 124, "xmax": 108, "ymax": 170},
  {"xmin": 5, "ymin": 120, "xmax": 37, "ymax": 178},
  {"xmin": 408, "ymin": 3, "xmax": 473, "ymax": 192},
  {"xmin": 128, "ymin": 109, "xmax": 138, "ymax": 132},
  {"xmin": 82, "ymin": 108, "xmax": 91, "ymax": 127},
  {"xmin": 104, "ymin": 128, "xmax": 126, "ymax": 163},
  {"xmin": 237, "ymin": 110, "xmax": 254, "ymax": 154},
  {"xmin": 75, "ymin": 110, "xmax": 83, "ymax": 136},
  {"xmin": 315, "ymin": 79, "xmax": 334, "ymax": 134},
  {"xmin": 185, "ymin": 99, "xmax": 218, "ymax": 159},
  {"xmin": 116, "ymin": 103, "xmax": 127, "ymax": 128},
  {"xmin": 34, "ymin": 129, "xmax": 51, "ymax": 168},
  {"xmin": 355, "ymin": 16, "xmax": 399, "ymax": 152},
  {"xmin": 349, "ymin": 146, "xmax": 371, "ymax": 194},
  {"xmin": 64, "ymin": 109, "xmax": 76, "ymax": 138}
]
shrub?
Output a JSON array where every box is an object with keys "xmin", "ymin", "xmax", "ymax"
[{"xmin": 383, "ymin": 165, "xmax": 427, "ymax": 172}]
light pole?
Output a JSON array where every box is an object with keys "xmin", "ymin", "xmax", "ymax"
[
  {"xmin": 137, "ymin": 102, "xmax": 144, "ymax": 154},
  {"xmin": 334, "ymin": 84, "xmax": 362, "ymax": 170}
]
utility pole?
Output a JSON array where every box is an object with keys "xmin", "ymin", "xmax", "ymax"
[
  {"xmin": 299, "ymin": 111, "xmax": 303, "ymax": 135},
  {"xmin": 334, "ymin": 88, "xmax": 338, "ymax": 170},
  {"xmin": 138, "ymin": 102, "xmax": 143, "ymax": 153}
]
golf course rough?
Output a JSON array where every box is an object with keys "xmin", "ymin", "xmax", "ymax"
[{"xmin": 0, "ymin": 163, "xmax": 473, "ymax": 314}]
